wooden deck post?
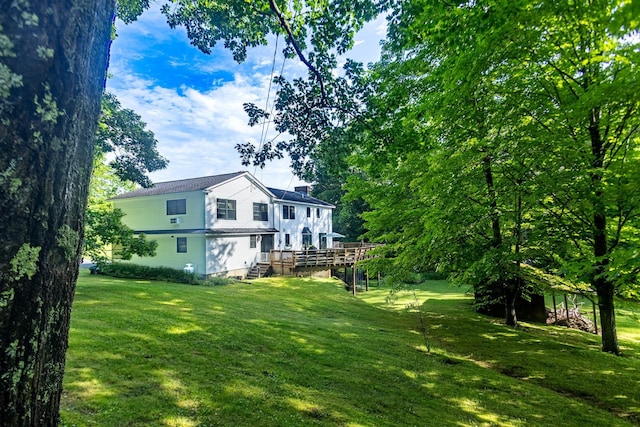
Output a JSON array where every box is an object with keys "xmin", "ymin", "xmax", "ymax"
[
  {"xmin": 365, "ymin": 270, "xmax": 369, "ymax": 291},
  {"xmin": 352, "ymin": 266, "xmax": 357, "ymax": 296},
  {"xmin": 592, "ymin": 300, "xmax": 598, "ymax": 334}
]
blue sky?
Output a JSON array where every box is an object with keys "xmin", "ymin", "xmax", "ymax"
[{"xmin": 107, "ymin": 5, "xmax": 386, "ymax": 189}]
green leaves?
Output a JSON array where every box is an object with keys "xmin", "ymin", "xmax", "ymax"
[
  {"xmin": 96, "ymin": 92, "xmax": 168, "ymax": 188},
  {"xmin": 87, "ymin": 92, "xmax": 165, "ymax": 264},
  {"xmin": 341, "ymin": 0, "xmax": 639, "ymax": 350},
  {"xmin": 116, "ymin": 0, "xmax": 152, "ymax": 24},
  {"xmin": 158, "ymin": 0, "xmax": 383, "ymax": 64},
  {"xmin": 84, "ymin": 205, "xmax": 157, "ymax": 264}
]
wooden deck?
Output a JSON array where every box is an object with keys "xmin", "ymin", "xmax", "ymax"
[{"xmin": 269, "ymin": 243, "xmax": 380, "ymax": 273}]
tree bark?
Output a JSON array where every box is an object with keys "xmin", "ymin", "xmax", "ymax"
[
  {"xmin": 0, "ymin": 1, "xmax": 114, "ymax": 424},
  {"xmin": 482, "ymin": 155, "xmax": 502, "ymax": 249},
  {"xmin": 589, "ymin": 107, "xmax": 620, "ymax": 355},
  {"xmin": 480, "ymin": 154, "xmax": 521, "ymax": 326},
  {"xmin": 503, "ymin": 281, "xmax": 518, "ymax": 327},
  {"xmin": 596, "ymin": 275, "xmax": 619, "ymax": 354}
]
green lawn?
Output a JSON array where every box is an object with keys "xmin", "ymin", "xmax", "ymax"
[{"xmin": 61, "ymin": 270, "xmax": 640, "ymax": 426}]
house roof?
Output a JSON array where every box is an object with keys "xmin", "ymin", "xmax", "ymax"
[
  {"xmin": 267, "ymin": 187, "xmax": 334, "ymax": 207},
  {"xmin": 111, "ymin": 171, "xmax": 247, "ymax": 199},
  {"xmin": 111, "ymin": 171, "xmax": 334, "ymax": 208}
]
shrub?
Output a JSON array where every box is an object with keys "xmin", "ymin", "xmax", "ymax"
[
  {"xmin": 96, "ymin": 262, "xmax": 236, "ymax": 286},
  {"xmin": 421, "ymin": 271, "xmax": 448, "ymax": 281},
  {"xmin": 403, "ymin": 271, "xmax": 449, "ymax": 284}
]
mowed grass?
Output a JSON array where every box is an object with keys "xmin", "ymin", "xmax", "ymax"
[{"xmin": 61, "ymin": 271, "xmax": 640, "ymax": 426}]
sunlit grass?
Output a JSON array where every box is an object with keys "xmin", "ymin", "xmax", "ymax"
[{"xmin": 61, "ymin": 271, "xmax": 639, "ymax": 426}]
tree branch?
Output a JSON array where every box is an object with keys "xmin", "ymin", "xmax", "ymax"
[{"xmin": 267, "ymin": 0, "xmax": 328, "ymax": 102}]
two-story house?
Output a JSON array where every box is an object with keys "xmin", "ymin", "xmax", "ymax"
[{"xmin": 111, "ymin": 171, "xmax": 335, "ymax": 277}]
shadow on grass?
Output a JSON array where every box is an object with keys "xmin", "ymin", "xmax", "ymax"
[
  {"xmin": 61, "ymin": 272, "xmax": 638, "ymax": 426},
  {"xmin": 359, "ymin": 280, "xmax": 640, "ymax": 425}
]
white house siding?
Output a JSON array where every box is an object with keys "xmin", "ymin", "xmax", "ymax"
[
  {"xmin": 273, "ymin": 201, "xmax": 333, "ymax": 249},
  {"xmin": 206, "ymin": 235, "xmax": 263, "ymax": 277},
  {"xmin": 204, "ymin": 175, "xmax": 275, "ymax": 230},
  {"xmin": 202, "ymin": 175, "xmax": 276, "ymax": 277},
  {"xmin": 111, "ymin": 172, "xmax": 334, "ymax": 278}
]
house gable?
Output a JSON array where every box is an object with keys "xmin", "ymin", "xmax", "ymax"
[{"xmin": 203, "ymin": 173, "xmax": 276, "ymax": 231}]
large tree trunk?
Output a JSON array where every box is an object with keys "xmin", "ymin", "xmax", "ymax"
[{"xmin": 0, "ymin": 1, "xmax": 114, "ymax": 425}]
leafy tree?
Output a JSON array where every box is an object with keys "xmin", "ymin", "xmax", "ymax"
[
  {"xmin": 306, "ymin": 126, "xmax": 369, "ymax": 241},
  {"xmin": 84, "ymin": 204, "xmax": 157, "ymax": 264},
  {"xmin": 84, "ymin": 92, "xmax": 166, "ymax": 264},
  {"xmin": 89, "ymin": 150, "xmax": 136, "ymax": 201},
  {"xmin": 84, "ymin": 153, "xmax": 158, "ymax": 264},
  {"xmin": 95, "ymin": 92, "xmax": 167, "ymax": 188},
  {"xmin": 351, "ymin": 0, "xmax": 639, "ymax": 352},
  {"xmin": 238, "ymin": 0, "xmax": 639, "ymax": 354},
  {"xmin": 158, "ymin": 0, "xmax": 382, "ymax": 68},
  {"xmin": 356, "ymin": 2, "xmax": 555, "ymax": 326},
  {"xmin": 514, "ymin": 1, "xmax": 640, "ymax": 354}
]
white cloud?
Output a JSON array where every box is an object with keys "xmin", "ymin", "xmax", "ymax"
[
  {"xmin": 107, "ymin": 3, "xmax": 384, "ymax": 190},
  {"xmin": 108, "ymin": 71, "xmax": 306, "ymax": 189}
]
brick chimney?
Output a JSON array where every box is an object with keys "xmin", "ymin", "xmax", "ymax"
[{"xmin": 294, "ymin": 185, "xmax": 311, "ymax": 195}]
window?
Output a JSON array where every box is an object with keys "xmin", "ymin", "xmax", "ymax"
[
  {"xmin": 250, "ymin": 235, "xmax": 257, "ymax": 249},
  {"xmin": 316, "ymin": 208, "xmax": 320, "ymax": 218},
  {"xmin": 217, "ymin": 199, "xmax": 236, "ymax": 220},
  {"xmin": 283, "ymin": 205, "xmax": 295, "ymax": 220},
  {"xmin": 306, "ymin": 207, "xmax": 311, "ymax": 218},
  {"xmin": 253, "ymin": 203, "xmax": 268, "ymax": 221},
  {"xmin": 302, "ymin": 226, "xmax": 312, "ymax": 247},
  {"xmin": 285, "ymin": 233, "xmax": 291, "ymax": 246},
  {"xmin": 177, "ymin": 237, "xmax": 187, "ymax": 253},
  {"xmin": 167, "ymin": 199, "xmax": 186, "ymax": 215}
]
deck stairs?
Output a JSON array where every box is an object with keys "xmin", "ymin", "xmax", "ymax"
[{"xmin": 247, "ymin": 263, "xmax": 272, "ymax": 280}]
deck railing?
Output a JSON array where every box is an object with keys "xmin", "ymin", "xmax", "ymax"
[{"xmin": 269, "ymin": 243, "xmax": 381, "ymax": 270}]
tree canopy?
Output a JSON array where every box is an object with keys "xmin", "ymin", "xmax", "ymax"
[
  {"xmin": 229, "ymin": 0, "xmax": 639, "ymax": 354},
  {"xmin": 95, "ymin": 92, "xmax": 168, "ymax": 188},
  {"xmin": 349, "ymin": 0, "xmax": 640, "ymax": 353}
]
